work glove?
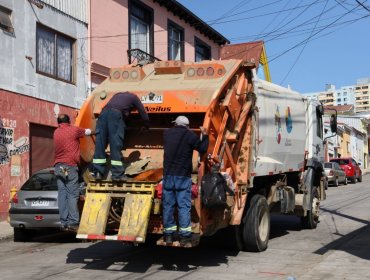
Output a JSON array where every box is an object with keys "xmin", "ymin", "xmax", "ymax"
[{"xmin": 140, "ymin": 121, "xmax": 150, "ymax": 132}]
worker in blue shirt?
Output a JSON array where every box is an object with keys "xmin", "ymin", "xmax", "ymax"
[
  {"xmin": 162, "ymin": 115, "xmax": 209, "ymax": 246},
  {"xmin": 92, "ymin": 91, "xmax": 149, "ymax": 182}
]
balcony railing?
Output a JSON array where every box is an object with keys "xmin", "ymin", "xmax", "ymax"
[{"xmin": 127, "ymin": 49, "xmax": 161, "ymax": 65}]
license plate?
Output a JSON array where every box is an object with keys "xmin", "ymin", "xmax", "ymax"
[{"xmin": 31, "ymin": 200, "xmax": 49, "ymax": 207}]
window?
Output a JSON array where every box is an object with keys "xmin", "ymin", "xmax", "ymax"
[
  {"xmin": 344, "ymin": 98, "xmax": 347, "ymax": 101},
  {"xmin": 337, "ymin": 98, "xmax": 341, "ymax": 102},
  {"xmin": 337, "ymin": 92, "xmax": 341, "ymax": 96},
  {"xmin": 195, "ymin": 37, "xmax": 211, "ymax": 62},
  {"xmin": 343, "ymin": 92, "xmax": 347, "ymax": 96},
  {"xmin": 21, "ymin": 171, "xmax": 57, "ymax": 191},
  {"xmin": 36, "ymin": 24, "xmax": 75, "ymax": 83},
  {"xmin": 316, "ymin": 106, "xmax": 323, "ymax": 139},
  {"xmin": 0, "ymin": 5, "xmax": 13, "ymax": 33},
  {"xmin": 168, "ymin": 20, "xmax": 184, "ymax": 61},
  {"xmin": 129, "ymin": 1, "xmax": 153, "ymax": 55}
]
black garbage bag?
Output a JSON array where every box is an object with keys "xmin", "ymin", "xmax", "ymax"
[{"xmin": 201, "ymin": 171, "xmax": 234, "ymax": 208}]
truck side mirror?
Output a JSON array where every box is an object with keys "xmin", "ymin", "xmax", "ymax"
[{"xmin": 330, "ymin": 114, "xmax": 337, "ymax": 133}]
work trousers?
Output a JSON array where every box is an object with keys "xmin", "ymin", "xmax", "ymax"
[
  {"xmin": 162, "ymin": 175, "xmax": 192, "ymax": 237},
  {"xmin": 55, "ymin": 163, "xmax": 80, "ymax": 226},
  {"xmin": 92, "ymin": 109, "xmax": 125, "ymax": 179}
]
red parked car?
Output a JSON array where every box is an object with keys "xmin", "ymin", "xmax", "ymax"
[{"xmin": 330, "ymin": 157, "xmax": 362, "ymax": 184}]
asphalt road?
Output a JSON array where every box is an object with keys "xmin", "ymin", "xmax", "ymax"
[{"xmin": 1, "ymin": 176, "xmax": 369, "ymax": 280}]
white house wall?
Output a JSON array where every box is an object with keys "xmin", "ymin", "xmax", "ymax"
[
  {"xmin": 0, "ymin": 0, "xmax": 88, "ymax": 108},
  {"xmin": 40, "ymin": 0, "xmax": 88, "ymax": 23}
]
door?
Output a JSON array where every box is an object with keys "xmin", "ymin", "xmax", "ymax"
[{"xmin": 30, "ymin": 123, "xmax": 56, "ymax": 175}]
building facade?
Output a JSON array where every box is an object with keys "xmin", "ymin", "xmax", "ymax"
[
  {"xmin": 89, "ymin": 0, "xmax": 229, "ymax": 88},
  {"xmin": 0, "ymin": 0, "xmax": 88, "ymax": 219},
  {"xmin": 336, "ymin": 85, "xmax": 355, "ymax": 106},
  {"xmin": 355, "ymin": 78, "xmax": 370, "ymax": 113}
]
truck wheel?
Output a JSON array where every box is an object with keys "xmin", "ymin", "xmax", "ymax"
[
  {"xmin": 344, "ymin": 177, "xmax": 348, "ymax": 185},
  {"xmin": 13, "ymin": 228, "xmax": 33, "ymax": 242},
  {"xmin": 242, "ymin": 195, "xmax": 270, "ymax": 252},
  {"xmin": 301, "ymin": 186, "xmax": 319, "ymax": 229}
]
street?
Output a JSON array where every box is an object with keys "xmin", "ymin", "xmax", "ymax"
[{"xmin": 0, "ymin": 176, "xmax": 369, "ymax": 280}]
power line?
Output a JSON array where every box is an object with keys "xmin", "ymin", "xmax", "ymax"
[
  {"xmin": 355, "ymin": 0, "xmax": 370, "ymax": 12},
  {"xmin": 227, "ymin": 6, "xmax": 365, "ymax": 41},
  {"xmin": 207, "ymin": 0, "xmax": 254, "ymax": 25},
  {"xmin": 269, "ymin": 3, "xmax": 368, "ymax": 64},
  {"xmin": 280, "ymin": 0, "xmax": 329, "ymax": 84},
  {"xmin": 209, "ymin": 0, "xmax": 326, "ymax": 25}
]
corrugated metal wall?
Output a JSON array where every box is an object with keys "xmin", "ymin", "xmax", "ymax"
[{"xmin": 40, "ymin": 0, "xmax": 88, "ymax": 23}]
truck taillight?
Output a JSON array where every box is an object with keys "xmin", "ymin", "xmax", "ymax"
[
  {"xmin": 206, "ymin": 66, "xmax": 214, "ymax": 76},
  {"xmin": 329, "ymin": 170, "xmax": 334, "ymax": 176},
  {"xmin": 110, "ymin": 67, "xmax": 146, "ymax": 82},
  {"xmin": 348, "ymin": 166, "xmax": 352, "ymax": 170},
  {"xmin": 185, "ymin": 64, "xmax": 225, "ymax": 79},
  {"xmin": 155, "ymin": 183, "xmax": 163, "ymax": 199},
  {"xmin": 12, "ymin": 193, "xmax": 18, "ymax": 204}
]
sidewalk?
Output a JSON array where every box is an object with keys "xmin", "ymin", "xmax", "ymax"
[{"xmin": 0, "ymin": 220, "xmax": 13, "ymax": 240}]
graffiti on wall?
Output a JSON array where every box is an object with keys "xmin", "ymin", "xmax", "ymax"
[{"xmin": 0, "ymin": 119, "xmax": 29, "ymax": 165}]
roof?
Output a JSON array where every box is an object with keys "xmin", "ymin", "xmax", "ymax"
[
  {"xmin": 152, "ymin": 0, "xmax": 229, "ymax": 45},
  {"xmin": 220, "ymin": 41, "xmax": 264, "ymax": 63},
  {"xmin": 324, "ymin": 104, "xmax": 354, "ymax": 113},
  {"xmin": 219, "ymin": 41, "xmax": 272, "ymax": 82}
]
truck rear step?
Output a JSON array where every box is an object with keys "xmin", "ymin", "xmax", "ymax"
[
  {"xmin": 77, "ymin": 180, "xmax": 155, "ymax": 243},
  {"xmin": 156, "ymin": 233, "xmax": 200, "ymax": 248}
]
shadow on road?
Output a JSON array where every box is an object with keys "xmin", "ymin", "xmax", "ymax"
[
  {"xmin": 66, "ymin": 237, "xmax": 238, "ymax": 273},
  {"xmin": 269, "ymin": 214, "xmax": 302, "ymax": 239},
  {"xmin": 14, "ymin": 229, "xmax": 81, "ymax": 244},
  {"xmin": 314, "ymin": 207, "xmax": 370, "ymax": 260},
  {"xmin": 65, "ymin": 215, "xmax": 304, "ymax": 273}
]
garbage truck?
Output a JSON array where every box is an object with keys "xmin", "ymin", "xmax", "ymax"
[{"xmin": 75, "ymin": 59, "xmax": 335, "ymax": 252}]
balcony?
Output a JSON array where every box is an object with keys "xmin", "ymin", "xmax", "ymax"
[{"xmin": 127, "ymin": 49, "xmax": 161, "ymax": 65}]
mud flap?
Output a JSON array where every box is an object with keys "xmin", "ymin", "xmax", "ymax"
[
  {"xmin": 118, "ymin": 194, "xmax": 152, "ymax": 242},
  {"xmin": 77, "ymin": 181, "xmax": 155, "ymax": 243},
  {"xmin": 78, "ymin": 193, "xmax": 111, "ymax": 235}
]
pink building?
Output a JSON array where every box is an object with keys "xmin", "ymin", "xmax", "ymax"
[{"xmin": 89, "ymin": 0, "xmax": 230, "ymax": 87}]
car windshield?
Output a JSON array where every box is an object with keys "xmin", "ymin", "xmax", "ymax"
[
  {"xmin": 21, "ymin": 172, "xmax": 57, "ymax": 191},
  {"xmin": 324, "ymin": 163, "xmax": 333, "ymax": 168},
  {"xmin": 330, "ymin": 159, "xmax": 349, "ymax": 165}
]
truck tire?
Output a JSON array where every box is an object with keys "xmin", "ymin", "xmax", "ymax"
[
  {"xmin": 242, "ymin": 195, "xmax": 270, "ymax": 252},
  {"xmin": 301, "ymin": 186, "xmax": 319, "ymax": 229},
  {"xmin": 344, "ymin": 176, "xmax": 348, "ymax": 185}
]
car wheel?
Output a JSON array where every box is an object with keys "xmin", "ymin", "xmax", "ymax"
[
  {"xmin": 334, "ymin": 177, "xmax": 339, "ymax": 187},
  {"xmin": 358, "ymin": 174, "xmax": 362, "ymax": 183},
  {"xmin": 13, "ymin": 228, "xmax": 34, "ymax": 242},
  {"xmin": 344, "ymin": 176, "xmax": 348, "ymax": 185}
]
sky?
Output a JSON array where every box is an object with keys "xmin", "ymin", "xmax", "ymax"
[{"xmin": 177, "ymin": 0, "xmax": 370, "ymax": 93}]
